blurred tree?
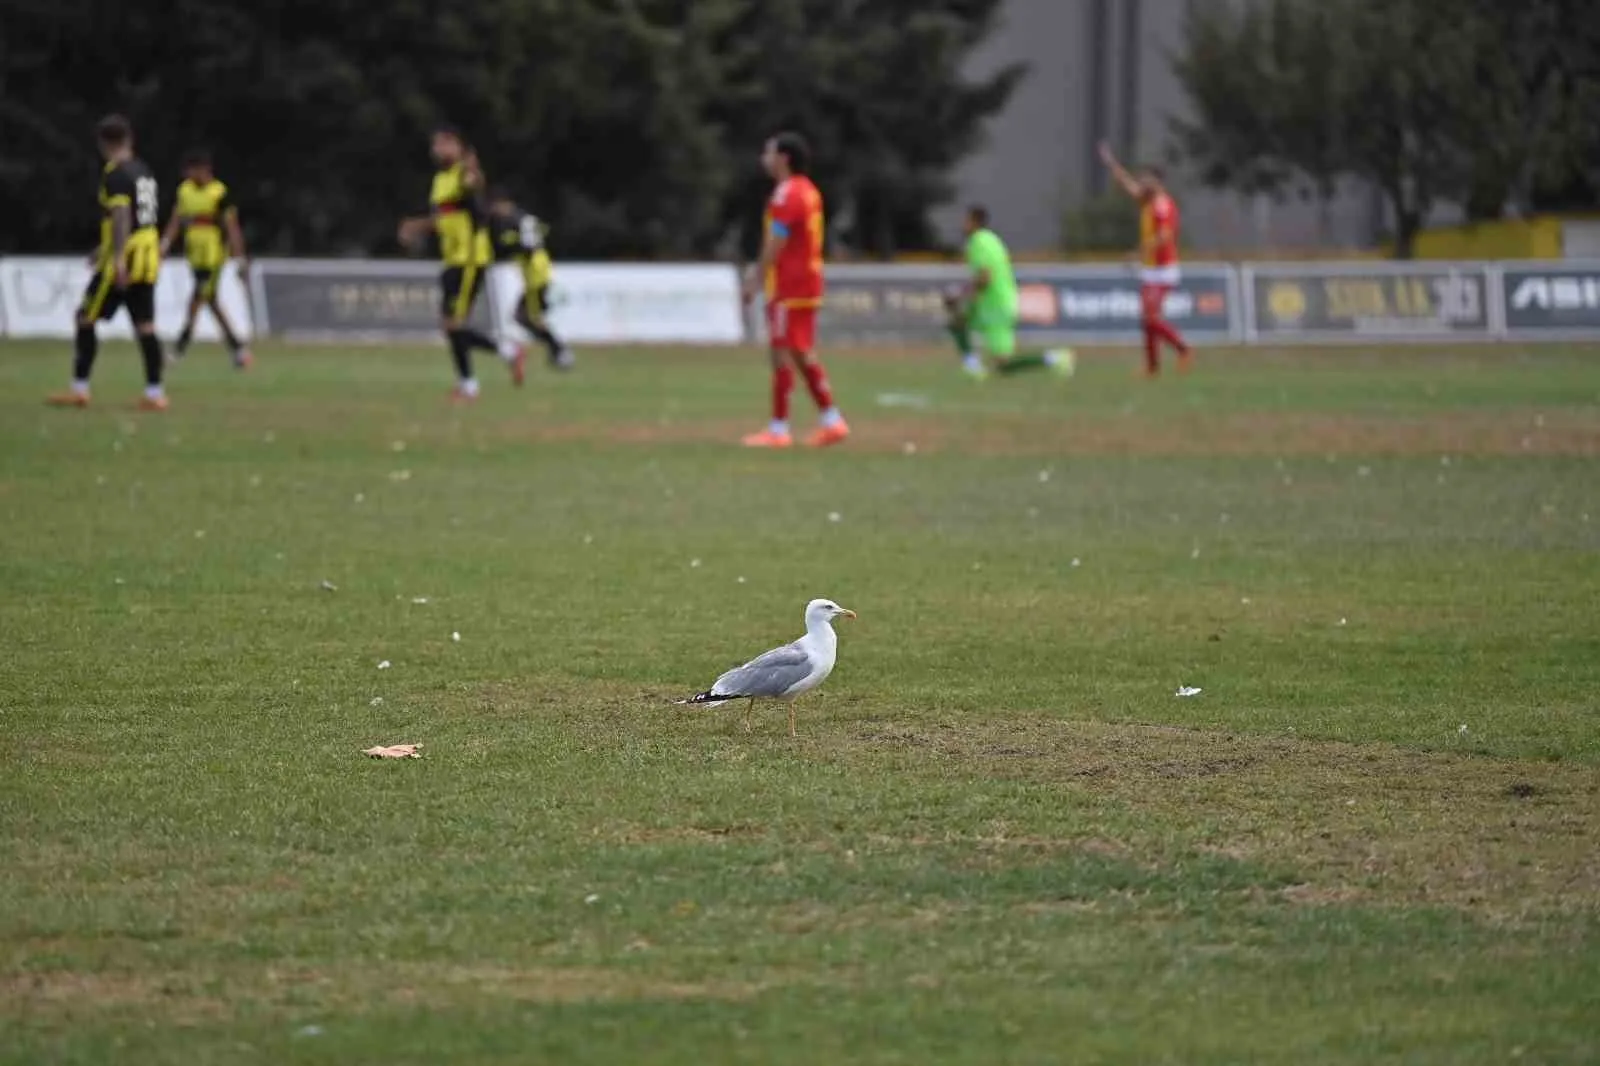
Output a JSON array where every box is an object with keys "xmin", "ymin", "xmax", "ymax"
[
  {"xmin": 1169, "ymin": 0, "xmax": 1600, "ymax": 258},
  {"xmin": 0, "ymin": 0, "xmax": 1020, "ymax": 259}
]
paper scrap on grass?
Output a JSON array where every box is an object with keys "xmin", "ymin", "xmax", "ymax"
[
  {"xmin": 364, "ymin": 743, "xmax": 421, "ymax": 759},
  {"xmin": 875, "ymin": 392, "xmax": 930, "ymax": 409},
  {"xmin": 1176, "ymin": 686, "xmax": 1203, "ymax": 698}
]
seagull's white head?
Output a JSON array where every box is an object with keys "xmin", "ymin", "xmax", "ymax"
[{"xmin": 805, "ymin": 598, "xmax": 857, "ymax": 627}]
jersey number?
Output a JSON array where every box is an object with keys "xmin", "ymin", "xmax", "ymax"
[{"xmin": 134, "ymin": 178, "xmax": 159, "ymax": 228}]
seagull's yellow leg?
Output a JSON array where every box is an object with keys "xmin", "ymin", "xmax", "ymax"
[
  {"xmin": 788, "ymin": 702, "xmax": 797, "ymax": 737},
  {"xmin": 744, "ymin": 697, "xmax": 754, "ymax": 733}
]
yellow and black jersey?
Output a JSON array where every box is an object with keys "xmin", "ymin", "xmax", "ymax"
[
  {"xmin": 429, "ymin": 163, "xmax": 491, "ymax": 268},
  {"xmin": 174, "ymin": 178, "xmax": 235, "ymax": 270},
  {"xmin": 99, "ymin": 158, "xmax": 161, "ymax": 283},
  {"xmin": 490, "ymin": 210, "xmax": 552, "ymax": 290}
]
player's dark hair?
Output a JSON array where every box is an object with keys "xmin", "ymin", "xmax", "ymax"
[
  {"xmin": 771, "ymin": 131, "xmax": 811, "ymax": 175},
  {"xmin": 182, "ymin": 148, "xmax": 212, "ymax": 170},
  {"xmin": 96, "ymin": 114, "xmax": 132, "ymax": 147},
  {"xmin": 968, "ymin": 204, "xmax": 990, "ymax": 228}
]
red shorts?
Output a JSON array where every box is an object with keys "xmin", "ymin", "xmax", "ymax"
[
  {"xmin": 766, "ymin": 301, "xmax": 817, "ymax": 352},
  {"xmin": 1140, "ymin": 283, "xmax": 1172, "ymax": 317}
]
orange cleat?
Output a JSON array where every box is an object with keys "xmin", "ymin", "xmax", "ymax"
[
  {"xmin": 509, "ymin": 345, "xmax": 528, "ymax": 387},
  {"xmin": 46, "ymin": 391, "xmax": 90, "ymax": 408},
  {"xmin": 741, "ymin": 429, "xmax": 793, "ymax": 448},
  {"xmin": 806, "ymin": 420, "xmax": 851, "ymax": 448},
  {"xmin": 137, "ymin": 395, "xmax": 169, "ymax": 412}
]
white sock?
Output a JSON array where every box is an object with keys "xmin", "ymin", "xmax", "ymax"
[
  {"xmin": 818, "ymin": 407, "xmax": 843, "ymax": 428},
  {"xmin": 962, "ymin": 353, "xmax": 984, "ymax": 372},
  {"xmin": 459, "ymin": 377, "xmax": 481, "ymax": 397},
  {"xmin": 1044, "ymin": 350, "xmax": 1061, "ymax": 366},
  {"xmin": 769, "ymin": 419, "xmax": 789, "ymax": 436},
  {"xmin": 71, "ymin": 379, "xmax": 91, "ymax": 397},
  {"xmin": 497, "ymin": 339, "xmax": 520, "ymax": 361},
  {"xmin": 143, "ymin": 385, "xmax": 164, "ymax": 400}
]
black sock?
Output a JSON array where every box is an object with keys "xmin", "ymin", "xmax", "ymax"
[
  {"xmin": 459, "ymin": 327, "xmax": 497, "ymax": 352},
  {"xmin": 996, "ymin": 352, "xmax": 1050, "ymax": 375},
  {"xmin": 137, "ymin": 333, "xmax": 165, "ymax": 386},
  {"xmin": 212, "ymin": 306, "xmax": 240, "ymax": 351},
  {"xmin": 176, "ymin": 322, "xmax": 194, "ymax": 353},
  {"xmin": 446, "ymin": 330, "xmax": 473, "ymax": 379},
  {"xmin": 73, "ymin": 324, "xmax": 98, "ymax": 381},
  {"xmin": 515, "ymin": 306, "xmax": 563, "ymax": 357}
]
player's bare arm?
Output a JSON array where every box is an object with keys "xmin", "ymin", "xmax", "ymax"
[
  {"xmin": 225, "ymin": 207, "xmax": 248, "ymax": 266},
  {"xmin": 159, "ymin": 207, "xmax": 183, "ymax": 259},
  {"xmin": 1098, "ymin": 141, "xmax": 1144, "ymax": 201},
  {"xmin": 398, "ymin": 215, "xmax": 434, "ymax": 248},
  {"xmin": 743, "ymin": 228, "xmax": 786, "ymax": 304},
  {"xmin": 111, "ymin": 203, "xmax": 132, "ymax": 287}
]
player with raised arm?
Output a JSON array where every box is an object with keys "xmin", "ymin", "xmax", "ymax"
[
  {"xmin": 945, "ymin": 204, "xmax": 1073, "ymax": 380},
  {"xmin": 48, "ymin": 115, "xmax": 169, "ymax": 411},
  {"xmin": 397, "ymin": 128, "xmax": 523, "ymax": 401},
  {"xmin": 1099, "ymin": 141, "xmax": 1191, "ymax": 376},
  {"xmin": 487, "ymin": 187, "xmax": 572, "ymax": 371},
  {"xmin": 740, "ymin": 132, "xmax": 848, "ymax": 449},
  {"xmin": 160, "ymin": 149, "xmax": 252, "ymax": 369}
]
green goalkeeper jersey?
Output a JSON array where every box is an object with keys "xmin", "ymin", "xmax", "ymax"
[{"xmin": 966, "ymin": 227, "xmax": 1017, "ymax": 312}]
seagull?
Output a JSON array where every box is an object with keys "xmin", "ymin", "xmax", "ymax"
[{"xmin": 677, "ymin": 598, "xmax": 856, "ymax": 736}]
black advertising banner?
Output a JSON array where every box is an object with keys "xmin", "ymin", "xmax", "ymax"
[
  {"xmin": 1500, "ymin": 263, "xmax": 1600, "ymax": 336},
  {"xmin": 819, "ymin": 264, "xmax": 1239, "ymax": 345},
  {"xmin": 1249, "ymin": 266, "xmax": 1492, "ymax": 340},
  {"xmin": 256, "ymin": 260, "xmax": 494, "ymax": 340}
]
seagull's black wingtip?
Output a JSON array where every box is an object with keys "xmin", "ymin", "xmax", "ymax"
[{"xmin": 674, "ymin": 689, "xmax": 744, "ymax": 706}]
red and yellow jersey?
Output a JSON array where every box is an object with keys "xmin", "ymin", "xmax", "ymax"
[
  {"xmin": 764, "ymin": 175, "xmax": 824, "ymax": 305},
  {"xmin": 1140, "ymin": 192, "xmax": 1179, "ymax": 267}
]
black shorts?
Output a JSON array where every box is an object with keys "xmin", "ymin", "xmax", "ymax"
[
  {"xmin": 440, "ymin": 265, "xmax": 486, "ymax": 320},
  {"xmin": 190, "ymin": 265, "xmax": 222, "ymax": 301},
  {"xmin": 78, "ymin": 271, "xmax": 155, "ymax": 326}
]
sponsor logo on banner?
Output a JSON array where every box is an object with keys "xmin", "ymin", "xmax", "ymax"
[
  {"xmin": 493, "ymin": 264, "xmax": 743, "ymax": 344},
  {"xmin": 255, "ymin": 260, "xmax": 489, "ymax": 340},
  {"xmin": 820, "ymin": 264, "xmax": 1236, "ymax": 344},
  {"xmin": 1501, "ymin": 264, "xmax": 1600, "ymax": 334},
  {"xmin": 1249, "ymin": 266, "xmax": 1490, "ymax": 340},
  {"xmin": 0, "ymin": 257, "xmax": 252, "ymax": 340}
]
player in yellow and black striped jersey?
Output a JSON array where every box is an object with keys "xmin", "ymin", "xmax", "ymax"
[
  {"xmin": 397, "ymin": 126, "xmax": 525, "ymax": 401},
  {"xmin": 160, "ymin": 149, "xmax": 252, "ymax": 368},
  {"xmin": 487, "ymin": 187, "xmax": 573, "ymax": 371},
  {"xmin": 48, "ymin": 114, "xmax": 170, "ymax": 411}
]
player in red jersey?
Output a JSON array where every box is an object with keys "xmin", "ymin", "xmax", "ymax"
[
  {"xmin": 1100, "ymin": 141, "xmax": 1191, "ymax": 376},
  {"xmin": 739, "ymin": 132, "xmax": 849, "ymax": 448}
]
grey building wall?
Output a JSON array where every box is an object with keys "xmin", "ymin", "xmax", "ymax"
[{"xmin": 939, "ymin": 0, "xmax": 1380, "ymax": 254}]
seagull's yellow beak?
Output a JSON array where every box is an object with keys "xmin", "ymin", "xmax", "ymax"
[{"xmin": 837, "ymin": 608, "xmax": 857, "ymax": 620}]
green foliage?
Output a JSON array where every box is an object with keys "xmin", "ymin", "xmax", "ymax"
[
  {"xmin": 1170, "ymin": 0, "xmax": 1600, "ymax": 257},
  {"xmin": 0, "ymin": 0, "xmax": 1021, "ymax": 258},
  {"xmin": 1059, "ymin": 190, "xmax": 1141, "ymax": 254}
]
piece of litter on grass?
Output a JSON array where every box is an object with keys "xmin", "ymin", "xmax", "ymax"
[
  {"xmin": 451, "ymin": 631, "xmax": 461, "ymax": 643},
  {"xmin": 1070, "ymin": 557, "xmax": 1081, "ymax": 568},
  {"xmin": 875, "ymin": 392, "xmax": 930, "ymax": 409},
  {"xmin": 353, "ymin": 493, "xmax": 365, "ymax": 503},
  {"xmin": 377, "ymin": 660, "xmax": 392, "ymax": 670},
  {"xmin": 369, "ymin": 697, "xmax": 384, "ymax": 707},
  {"xmin": 364, "ymin": 744, "xmax": 420, "ymax": 759},
  {"xmin": 1241, "ymin": 597, "xmax": 1252, "ymax": 605},
  {"xmin": 690, "ymin": 558, "xmax": 702, "ymax": 568},
  {"xmin": 1190, "ymin": 545, "xmax": 1201, "ymax": 560},
  {"xmin": 1357, "ymin": 466, "xmax": 1371, "ymax": 477},
  {"xmin": 736, "ymin": 576, "xmax": 747, "ymax": 584},
  {"xmin": 902, "ymin": 441, "xmax": 917, "ymax": 455},
  {"xmin": 194, "ymin": 530, "xmax": 206, "ymax": 539},
  {"xmin": 583, "ymin": 534, "xmax": 594, "ymax": 545},
  {"xmin": 113, "ymin": 577, "xmax": 125, "ymax": 585},
  {"xmin": 411, "ymin": 597, "xmax": 429, "ymax": 605},
  {"xmin": 1338, "ymin": 617, "xmax": 1348, "ymax": 626},
  {"xmin": 827, "ymin": 511, "xmax": 842, "ymax": 523},
  {"xmin": 391, "ymin": 440, "xmax": 407, "ymax": 452},
  {"xmin": 320, "ymin": 580, "xmax": 337, "ymax": 592},
  {"xmin": 389, "ymin": 469, "xmax": 412, "ymax": 482},
  {"xmin": 1459, "ymin": 724, "xmax": 1469, "ymax": 735},
  {"xmin": 295, "ymin": 1025, "xmax": 324, "ymax": 1039},
  {"xmin": 248, "ymin": 475, "xmax": 262, "ymax": 488},
  {"xmin": 1037, "ymin": 469, "xmax": 1052, "ymax": 483},
  {"xmin": 584, "ymin": 894, "xmax": 601, "ymax": 905},
  {"xmin": 1176, "ymin": 686, "xmax": 1203, "ymax": 698}
]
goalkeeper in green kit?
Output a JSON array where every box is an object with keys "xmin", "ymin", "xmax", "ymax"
[{"xmin": 945, "ymin": 205, "xmax": 1074, "ymax": 380}]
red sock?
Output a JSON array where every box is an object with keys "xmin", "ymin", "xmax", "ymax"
[
  {"xmin": 798, "ymin": 359, "xmax": 833, "ymax": 410},
  {"xmin": 1142, "ymin": 324, "xmax": 1161, "ymax": 373},
  {"xmin": 772, "ymin": 364, "xmax": 795, "ymax": 422},
  {"xmin": 1150, "ymin": 318, "xmax": 1188, "ymax": 356}
]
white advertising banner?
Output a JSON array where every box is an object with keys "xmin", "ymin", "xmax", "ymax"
[
  {"xmin": 0, "ymin": 256, "xmax": 253, "ymax": 341},
  {"xmin": 486, "ymin": 262, "xmax": 745, "ymax": 345}
]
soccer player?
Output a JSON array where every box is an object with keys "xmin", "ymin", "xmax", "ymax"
[
  {"xmin": 740, "ymin": 132, "xmax": 848, "ymax": 449},
  {"xmin": 397, "ymin": 128, "xmax": 523, "ymax": 400},
  {"xmin": 48, "ymin": 115, "xmax": 168, "ymax": 411},
  {"xmin": 160, "ymin": 149, "xmax": 252, "ymax": 368},
  {"xmin": 486, "ymin": 187, "xmax": 572, "ymax": 371},
  {"xmin": 1099, "ymin": 141, "xmax": 1191, "ymax": 376},
  {"xmin": 947, "ymin": 204, "xmax": 1073, "ymax": 380}
]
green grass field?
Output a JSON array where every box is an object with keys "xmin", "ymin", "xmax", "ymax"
[{"xmin": 2, "ymin": 338, "xmax": 1598, "ymax": 1065}]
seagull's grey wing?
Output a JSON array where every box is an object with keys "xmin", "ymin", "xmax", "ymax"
[{"xmin": 711, "ymin": 641, "xmax": 814, "ymax": 698}]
